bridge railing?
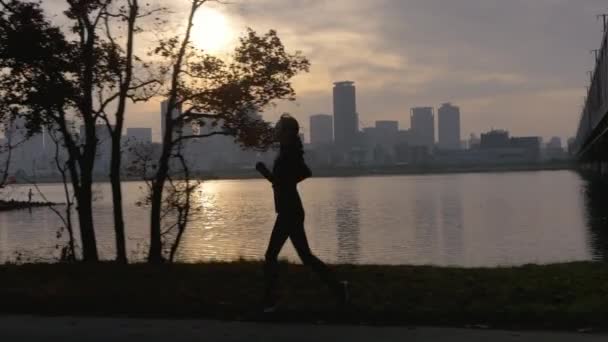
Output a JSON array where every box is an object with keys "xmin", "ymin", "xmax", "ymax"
[{"xmin": 574, "ymin": 29, "xmax": 608, "ymax": 156}]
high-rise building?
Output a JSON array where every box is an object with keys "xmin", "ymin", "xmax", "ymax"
[
  {"xmin": 310, "ymin": 114, "xmax": 333, "ymax": 146},
  {"xmin": 438, "ymin": 103, "xmax": 461, "ymax": 150},
  {"xmin": 126, "ymin": 128, "xmax": 152, "ymax": 145},
  {"xmin": 410, "ymin": 107, "xmax": 435, "ymax": 151},
  {"xmin": 333, "ymin": 81, "xmax": 358, "ymax": 150}
]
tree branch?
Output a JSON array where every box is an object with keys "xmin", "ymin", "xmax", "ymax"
[{"xmin": 171, "ymin": 130, "xmax": 232, "ymax": 144}]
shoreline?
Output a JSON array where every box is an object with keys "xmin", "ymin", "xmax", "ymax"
[
  {"xmin": 5, "ymin": 162, "xmax": 574, "ymax": 185},
  {"xmin": 0, "ymin": 200, "xmax": 62, "ymax": 212}
]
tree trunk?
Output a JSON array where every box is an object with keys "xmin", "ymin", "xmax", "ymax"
[
  {"xmin": 77, "ymin": 172, "xmax": 98, "ymax": 262},
  {"xmin": 148, "ymin": 156, "xmax": 168, "ymax": 264},
  {"xmin": 148, "ymin": 1, "xmax": 199, "ymax": 264},
  {"xmin": 110, "ymin": 134, "xmax": 127, "ymax": 263}
]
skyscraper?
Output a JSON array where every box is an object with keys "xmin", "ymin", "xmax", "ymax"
[
  {"xmin": 333, "ymin": 81, "xmax": 358, "ymax": 150},
  {"xmin": 410, "ymin": 107, "xmax": 435, "ymax": 151},
  {"xmin": 310, "ymin": 114, "xmax": 333, "ymax": 146},
  {"xmin": 438, "ymin": 102, "xmax": 461, "ymax": 150}
]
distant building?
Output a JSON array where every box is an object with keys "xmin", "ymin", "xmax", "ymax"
[
  {"xmin": 544, "ymin": 136, "xmax": 568, "ymax": 161},
  {"xmin": 126, "ymin": 128, "xmax": 152, "ymax": 145},
  {"xmin": 510, "ymin": 136, "xmax": 541, "ymax": 162},
  {"xmin": 395, "ymin": 130, "xmax": 411, "ymax": 163},
  {"xmin": 547, "ymin": 136, "xmax": 562, "ymax": 149},
  {"xmin": 397, "ymin": 130, "xmax": 410, "ymax": 144},
  {"xmin": 410, "ymin": 145, "xmax": 431, "ymax": 165},
  {"xmin": 333, "ymin": 81, "xmax": 358, "ymax": 151},
  {"xmin": 310, "ymin": 114, "xmax": 333, "ymax": 146},
  {"xmin": 375, "ymin": 121, "xmax": 399, "ymax": 146},
  {"xmin": 480, "ymin": 130, "xmax": 510, "ymax": 149},
  {"xmin": 468, "ymin": 133, "xmax": 481, "ymax": 150},
  {"xmin": 410, "ymin": 107, "xmax": 435, "ymax": 151},
  {"xmin": 567, "ymin": 137, "xmax": 576, "ymax": 155},
  {"xmin": 437, "ymin": 103, "xmax": 460, "ymax": 150},
  {"xmin": 375, "ymin": 121, "xmax": 399, "ymax": 134}
]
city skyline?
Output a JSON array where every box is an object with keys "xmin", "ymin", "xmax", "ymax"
[{"xmin": 35, "ymin": 0, "xmax": 607, "ymax": 144}]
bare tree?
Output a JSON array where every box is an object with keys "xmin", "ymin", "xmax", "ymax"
[
  {"xmin": 47, "ymin": 129, "xmax": 78, "ymax": 262},
  {"xmin": 97, "ymin": 0, "xmax": 162, "ymax": 264},
  {"xmin": 146, "ymin": 0, "xmax": 309, "ymax": 263},
  {"xmin": 162, "ymin": 155, "xmax": 199, "ymax": 263}
]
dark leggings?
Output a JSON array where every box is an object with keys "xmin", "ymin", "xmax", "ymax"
[{"xmin": 264, "ymin": 213, "xmax": 340, "ymax": 302}]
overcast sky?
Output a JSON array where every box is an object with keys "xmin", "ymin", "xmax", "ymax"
[{"xmin": 43, "ymin": 0, "xmax": 608, "ymax": 143}]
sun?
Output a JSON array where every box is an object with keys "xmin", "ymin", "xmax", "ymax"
[{"xmin": 191, "ymin": 7, "xmax": 234, "ymax": 53}]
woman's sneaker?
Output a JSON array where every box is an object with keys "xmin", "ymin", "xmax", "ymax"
[
  {"xmin": 262, "ymin": 297, "xmax": 278, "ymax": 314},
  {"xmin": 263, "ymin": 303, "xmax": 278, "ymax": 314}
]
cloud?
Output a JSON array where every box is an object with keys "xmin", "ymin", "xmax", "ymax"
[
  {"xmin": 228, "ymin": 0, "xmax": 607, "ymax": 141},
  {"xmin": 39, "ymin": 0, "xmax": 608, "ymax": 141}
]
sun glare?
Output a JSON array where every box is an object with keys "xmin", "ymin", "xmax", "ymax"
[{"xmin": 192, "ymin": 7, "xmax": 234, "ymax": 53}]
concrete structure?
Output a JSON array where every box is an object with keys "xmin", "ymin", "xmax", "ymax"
[
  {"xmin": 333, "ymin": 81, "xmax": 358, "ymax": 151},
  {"xmin": 309, "ymin": 114, "xmax": 333, "ymax": 146},
  {"xmin": 410, "ymin": 107, "xmax": 435, "ymax": 151},
  {"xmin": 437, "ymin": 103, "xmax": 461, "ymax": 150},
  {"xmin": 573, "ymin": 27, "xmax": 608, "ymax": 169}
]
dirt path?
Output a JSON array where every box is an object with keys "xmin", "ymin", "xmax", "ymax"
[{"xmin": 0, "ymin": 315, "xmax": 604, "ymax": 341}]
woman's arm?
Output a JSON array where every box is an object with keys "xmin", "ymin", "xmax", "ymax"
[{"xmin": 256, "ymin": 162, "xmax": 274, "ymax": 183}]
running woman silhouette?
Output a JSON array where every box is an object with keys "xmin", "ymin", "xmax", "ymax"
[{"xmin": 256, "ymin": 114, "xmax": 348, "ymax": 313}]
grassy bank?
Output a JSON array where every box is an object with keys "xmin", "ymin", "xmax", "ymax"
[{"xmin": 0, "ymin": 261, "xmax": 607, "ymax": 330}]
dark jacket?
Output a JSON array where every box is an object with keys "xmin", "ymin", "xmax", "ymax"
[{"xmin": 272, "ymin": 152, "xmax": 312, "ymax": 215}]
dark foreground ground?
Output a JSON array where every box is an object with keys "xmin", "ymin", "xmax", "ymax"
[
  {"xmin": 0, "ymin": 316, "xmax": 605, "ymax": 342},
  {"xmin": 0, "ymin": 262, "xmax": 607, "ymax": 332}
]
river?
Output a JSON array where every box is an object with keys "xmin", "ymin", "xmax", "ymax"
[{"xmin": 0, "ymin": 170, "xmax": 605, "ymax": 267}]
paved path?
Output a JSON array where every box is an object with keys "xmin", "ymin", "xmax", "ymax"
[{"xmin": 0, "ymin": 315, "xmax": 604, "ymax": 341}]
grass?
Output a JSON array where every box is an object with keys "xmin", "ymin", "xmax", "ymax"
[{"xmin": 0, "ymin": 261, "xmax": 607, "ymax": 330}]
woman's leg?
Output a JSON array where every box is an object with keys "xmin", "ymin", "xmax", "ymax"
[
  {"xmin": 289, "ymin": 217, "xmax": 342, "ymax": 297},
  {"xmin": 263, "ymin": 215, "xmax": 290, "ymax": 307}
]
